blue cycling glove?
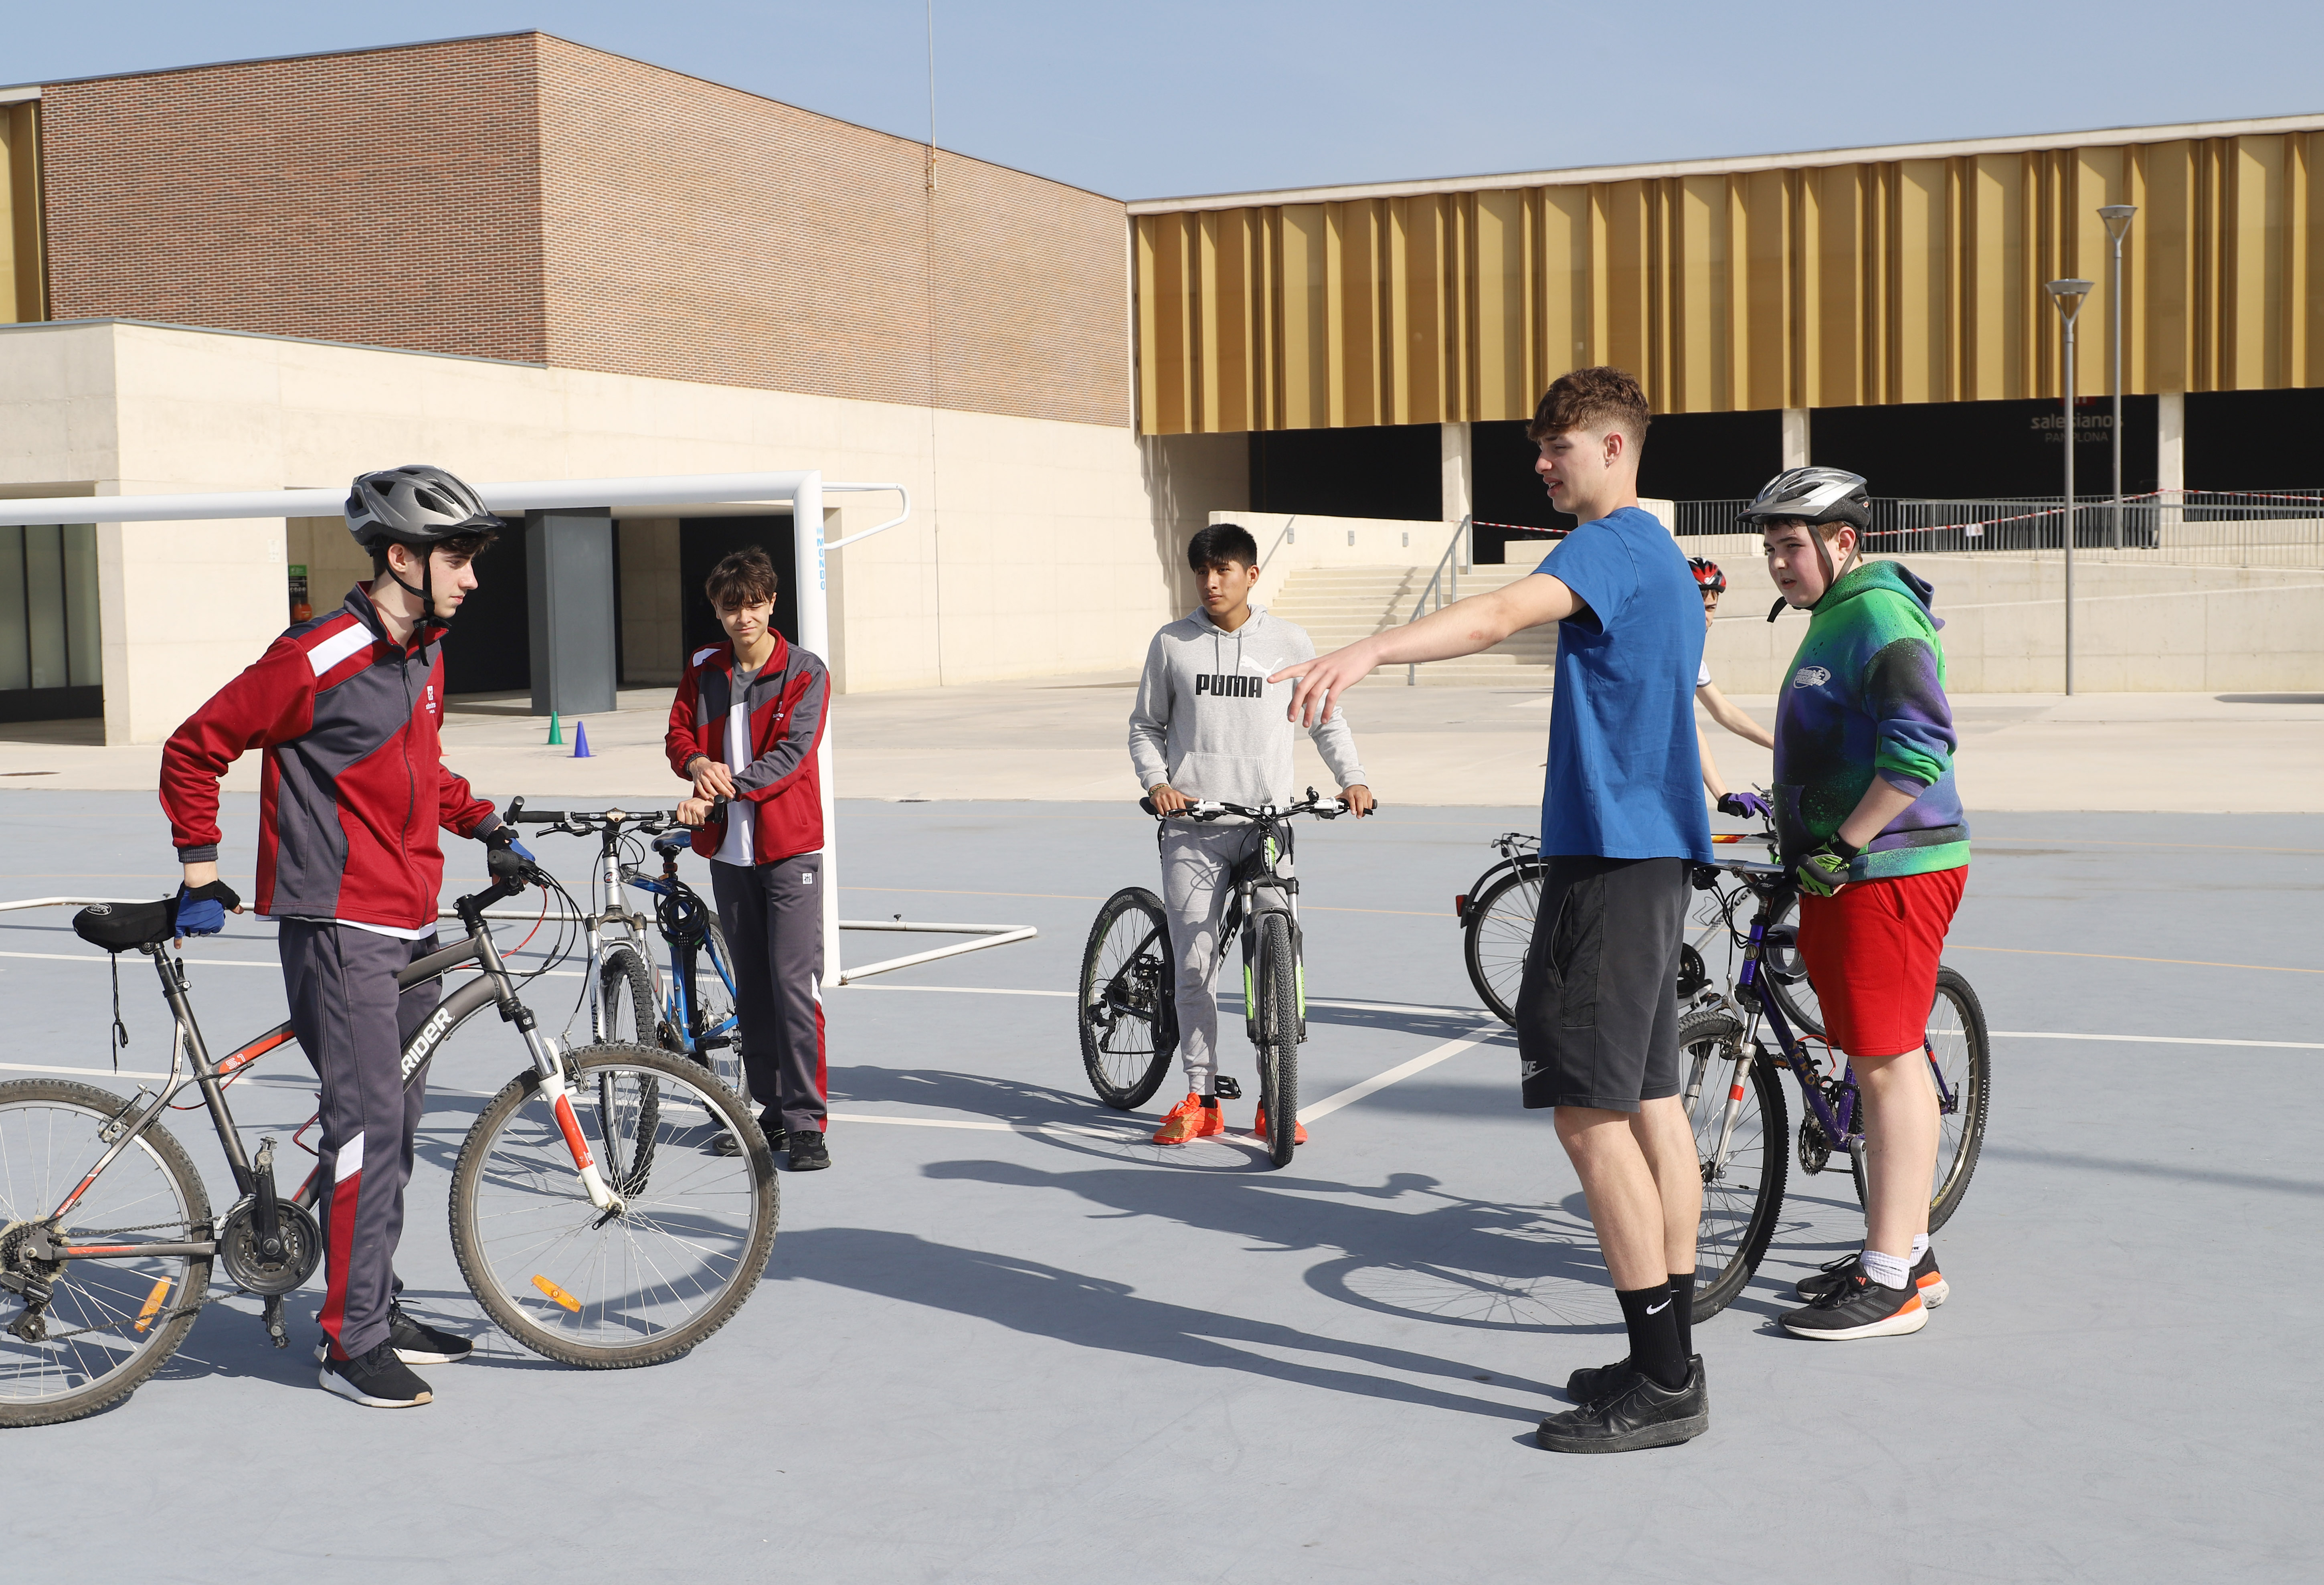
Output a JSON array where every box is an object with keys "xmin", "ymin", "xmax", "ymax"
[
  {"xmin": 172, "ymin": 880, "xmax": 241, "ymax": 939},
  {"xmin": 1716, "ymin": 791, "xmax": 1772, "ymax": 821}
]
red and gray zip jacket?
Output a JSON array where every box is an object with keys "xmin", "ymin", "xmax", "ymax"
[
  {"xmin": 160, "ymin": 585, "xmax": 502, "ymax": 931},
  {"xmin": 664, "ymin": 634, "xmax": 829, "ymax": 865}
]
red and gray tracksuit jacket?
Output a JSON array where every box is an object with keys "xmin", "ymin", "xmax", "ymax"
[
  {"xmin": 160, "ymin": 585, "xmax": 501, "ymax": 929},
  {"xmin": 664, "ymin": 634, "xmax": 829, "ymax": 864}
]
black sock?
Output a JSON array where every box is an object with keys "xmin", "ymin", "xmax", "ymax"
[
  {"xmin": 1201, "ymin": 1093, "xmax": 1218, "ymax": 1108},
  {"xmin": 1615, "ymin": 1282, "xmax": 1689, "ymax": 1391},
  {"xmin": 1667, "ymin": 1270, "xmax": 1696, "ymax": 1360}
]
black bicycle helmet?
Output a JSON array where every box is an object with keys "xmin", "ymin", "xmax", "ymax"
[
  {"xmin": 345, "ymin": 464, "xmax": 505, "ymax": 551},
  {"xmin": 1687, "ymin": 557, "xmax": 1727, "ymax": 596}
]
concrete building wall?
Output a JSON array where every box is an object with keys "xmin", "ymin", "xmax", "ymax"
[{"xmin": 0, "ymin": 319, "xmax": 1214, "ymax": 742}]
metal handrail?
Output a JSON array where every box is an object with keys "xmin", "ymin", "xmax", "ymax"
[
  {"xmin": 1256, "ymin": 515, "xmax": 1299, "ymax": 575},
  {"xmin": 1406, "ymin": 514, "xmax": 1472, "ymax": 685}
]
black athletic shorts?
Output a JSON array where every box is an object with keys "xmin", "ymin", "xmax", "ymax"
[{"xmin": 1515, "ymin": 855, "xmax": 1689, "ymax": 1112}]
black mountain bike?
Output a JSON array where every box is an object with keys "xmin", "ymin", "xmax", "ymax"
[
  {"xmin": 1077, "ymin": 790, "xmax": 1356, "ymax": 1168},
  {"xmin": 0, "ymin": 844, "xmax": 778, "ymax": 1427}
]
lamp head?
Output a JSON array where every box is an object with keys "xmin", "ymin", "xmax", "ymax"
[
  {"xmin": 2047, "ymin": 278, "xmax": 2094, "ymax": 324},
  {"xmin": 2098, "ymin": 204, "xmax": 2137, "ymax": 243}
]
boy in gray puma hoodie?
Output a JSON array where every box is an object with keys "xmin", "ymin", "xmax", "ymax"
[{"xmin": 1127, "ymin": 522, "xmax": 1372, "ymax": 1146}]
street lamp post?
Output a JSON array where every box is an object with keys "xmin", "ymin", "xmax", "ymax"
[
  {"xmin": 2099, "ymin": 206, "xmax": 2137, "ymax": 550},
  {"xmin": 2047, "ymin": 279, "xmax": 2094, "ymax": 696}
]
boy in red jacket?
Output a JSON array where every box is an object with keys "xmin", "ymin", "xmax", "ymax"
[
  {"xmin": 668, "ymin": 547, "xmax": 834, "ymax": 1170},
  {"xmin": 161, "ymin": 465, "xmax": 528, "ymax": 1409}
]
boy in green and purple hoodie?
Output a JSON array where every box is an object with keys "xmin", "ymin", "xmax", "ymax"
[{"xmin": 1739, "ymin": 466, "xmax": 1969, "ymax": 1346}]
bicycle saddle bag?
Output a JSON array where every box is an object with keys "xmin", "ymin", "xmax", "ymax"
[{"xmin": 73, "ymin": 898, "xmax": 178, "ymax": 953}]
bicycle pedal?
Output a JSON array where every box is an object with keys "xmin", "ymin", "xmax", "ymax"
[{"xmin": 1213, "ymin": 1076, "xmax": 1243, "ymax": 1101}]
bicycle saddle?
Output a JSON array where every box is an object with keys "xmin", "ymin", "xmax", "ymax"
[
  {"xmin": 73, "ymin": 898, "xmax": 178, "ymax": 953},
  {"xmin": 651, "ymin": 830, "xmax": 692, "ymax": 856}
]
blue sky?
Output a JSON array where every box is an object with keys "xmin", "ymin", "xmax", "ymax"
[{"xmin": 12, "ymin": 2, "xmax": 2321, "ymax": 199}]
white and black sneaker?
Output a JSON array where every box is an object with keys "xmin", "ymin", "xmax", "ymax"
[
  {"xmin": 320, "ymin": 1340, "xmax": 433, "ymax": 1407},
  {"xmin": 313, "ymin": 1304, "xmax": 473, "ymax": 1366},
  {"xmin": 1795, "ymin": 1247, "xmax": 1948, "ymax": 1308}
]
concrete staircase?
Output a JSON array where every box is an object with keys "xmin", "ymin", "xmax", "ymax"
[{"xmin": 1266, "ymin": 563, "xmax": 1557, "ymax": 686}]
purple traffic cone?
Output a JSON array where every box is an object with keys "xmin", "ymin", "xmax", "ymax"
[{"xmin": 571, "ymin": 720, "xmax": 592, "ymax": 759}]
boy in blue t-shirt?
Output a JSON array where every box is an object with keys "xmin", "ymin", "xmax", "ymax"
[{"xmin": 1274, "ymin": 366, "xmax": 1712, "ymax": 1454}]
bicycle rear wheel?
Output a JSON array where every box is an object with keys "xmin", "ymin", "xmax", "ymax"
[
  {"xmin": 1255, "ymin": 912, "xmax": 1300, "ymax": 1168},
  {"xmin": 1924, "ymin": 967, "xmax": 1991, "ymax": 1232},
  {"xmin": 1078, "ymin": 888, "xmax": 1177, "ymax": 1110},
  {"xmin": 0, "ymin": 1081, "xmax": 212, "ymax": 1427},
  {"xmin": 1462, "ymin": 865, "xmax": 1539, "ymax": 1027},
  {"xmin": 1680, "ymin": 1011, "xmax": 1787, "ymax": 1319},
  {"xmin": 448, "ymin": 1044, "xmax": 777, "ymax": 1368}
]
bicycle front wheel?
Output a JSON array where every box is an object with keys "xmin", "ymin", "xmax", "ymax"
[
  {"xmin": 1078, "ymin": 888, "xmax": 1177, "ymax": 1110},
  {"xmin": 685, "ymin": 921, "xmax": 748, "ymax": 1103},
  {"xmin": 449, "ymin": 1044, "xmax": 777, "ymax": 1368},
  {"xmin": 0, "ymin": 1081, "xmax": 212, "ymax": 1427},
  {"xmin": 1924, "ymin": 967, "xmax": 1991, "ymax": 1232},
  {"xmin": 1680, "ymin": 1011, "xmax": 1787, "ymax": 1319},
  {"xmin": 1760, "ymin": 894, "xmax": 1825, "ymax": 1039},
  {"xmin": 1255, "ymin": 912, "xmax": 1300, "ymax": 1168},
  {"xmin": 1462, "ymin": 865, "xmax": 1539, "ymax": 1027},
  {"xmin": 597, "ymin": 944, "xmax": 657, "ymax": 1047}
]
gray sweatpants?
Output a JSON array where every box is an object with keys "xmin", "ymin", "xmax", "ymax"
[
  {"xmin": 711, "ymin": 853, "xmax": 828, "ymax": 1138},
  {"xmin": 277, "ymin": 922, "xmax": 442, "ymax": 1362},
  {"xmin": 1159, "ymin": 822, "xmax": 1268, "ymax": 1095}
]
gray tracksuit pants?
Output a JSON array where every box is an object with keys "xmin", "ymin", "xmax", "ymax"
[
  {"xmin": 711, "ymin": 853, "xmax": 828, "ymax": 1138},
  {"xmin": 1160, "ymin": 823, "xmax": 1268, "ymax": 1095},
  {"xmin": 278, "ymin": 922, "xmax": 442, "ymax": 1362}
]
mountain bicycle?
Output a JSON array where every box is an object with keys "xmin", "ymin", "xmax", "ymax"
[
  {"xmin": 0, "ymin": 842, "xmax": 778, "ymax": 1428},
  {"xmin": 1679, "ymin": 854, "xmax": 1990, "ymax": 1318},
  {"xmin": 1457, "ymin": 817, "xmax": 1823, "ymax": 1038},
  {"xmin": 508, "ymin": 800, "xmax": 744, "ymax": 1103},
  {"xmin": 1076, "ymin": 789, "xmax": 1357, "ymax": 1168}
]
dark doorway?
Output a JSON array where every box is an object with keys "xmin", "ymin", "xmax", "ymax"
[
  {"xmin": 1812, "ymin": 395, "xmax": 2156, "ymax": 499},
  {"xmin": 1637, "ymin": 410, "xmax": 1784, "ymax": 502},
  {"xmin": 679, "ymin": 516, "xmax": 799, "ymax": 658},
  {"xmin": 1470, "ymin": 420, "xmax": 1570, "ymax": 564},
  {"xmin": 439, "ymin": 527, "xmax": 530, "ymax": 696},
  {"xmin": 2185, "ymin": 388, "xmax": 2324, "ymax": 490},
  {"xmin": 1248, "ymin": 425, "xmax": 1440, "ymax": 520}
]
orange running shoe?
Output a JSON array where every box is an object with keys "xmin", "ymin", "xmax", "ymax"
[
  {"xmin": 1252, "ymin": 1107, "xmax": 1308, "ymax": 1145},
  {"xmin": 1152, "ymin": 1093, "xmax": 1226, "ymax": 1145}
]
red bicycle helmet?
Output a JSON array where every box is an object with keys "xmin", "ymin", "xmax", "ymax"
[{"xmin": 1688, "ymin": 557, "xmax": 1727, "ymax": 595}]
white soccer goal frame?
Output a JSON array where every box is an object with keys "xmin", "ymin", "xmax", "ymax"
[{"xmin": 0, "ymin": 471, "xmax": 1032, "ymax": 984}]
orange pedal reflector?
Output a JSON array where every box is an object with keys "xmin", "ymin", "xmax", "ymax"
[
  {"xmin": 133, "ymin": 1276, "xmax": 172, "ymax": 1333},
  {"xmin": 531, "ymin": 1275, "xmax": 582, "ymax": 1312}
]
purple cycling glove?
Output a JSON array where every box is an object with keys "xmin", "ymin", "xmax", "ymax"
[{"xmin": 1716, "ymin": 791, "xmax": 1771, "ymax": 821}]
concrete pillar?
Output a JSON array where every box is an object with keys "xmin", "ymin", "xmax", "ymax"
[
  {"xmin": 1780, "ymin": 407, "xmax": 1810, "ymax": 470},
  {"xmin": 1441, "ymin": 421, "xmax": 1472, "ymax": 567},
  {"xmin": 2156, "ymin": 391, "xmax": 2184, "ymax": 492},
  {"xmin": 526, "ymin": 507, "xmax": 616, "ymax": 716}
]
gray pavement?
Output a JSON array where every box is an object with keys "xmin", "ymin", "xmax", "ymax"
[{"xmin": 1, "ymin": 793, "xmax": 2319, "ymax": 1582}]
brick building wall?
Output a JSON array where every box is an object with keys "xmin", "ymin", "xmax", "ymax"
[
  {"xmin": 40, "ymin": 35, "xmax": 550, "ymax": 363},
  {"xmin": 37, "ymin": 32, "xmax": 1130, "ymax": 429}
]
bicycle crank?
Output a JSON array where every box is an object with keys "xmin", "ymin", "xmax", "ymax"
[
  {"xmin": 217, "ymin": 1196, "xmax": 322, "ymax": 1297},
  {"xmin": 1797, "ymin": 1117, "xmax": 1833, "ymax": 1175}
]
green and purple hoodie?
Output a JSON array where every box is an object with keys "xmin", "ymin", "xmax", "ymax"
[{"xmin": 1772, "ymin": 559, "xmax": 1970, "ymax": 882}]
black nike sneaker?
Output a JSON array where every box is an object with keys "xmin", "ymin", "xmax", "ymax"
[
  {"xmin": 787, "ymin": 1130, "xmax": 831, "ymax": 1171},
  {"xmin": 1779, "ymin": 1269, "xmax": 1929, "ymax": 1340},
  {"xmin": 1536, "ymin": 1359, "xmax": 1709, "ymax": 1453},
  {"xmin": 1566, "ymin": 1352, "xmax": 1702, "ymax": 1405},
  {"xmin": 320, "ymin": 1340, "xmax": 433, "ymax": 1408},
  {"xmin": 1794, "ymin": 1247, "xmax": 1948, "ymax": 1308}
]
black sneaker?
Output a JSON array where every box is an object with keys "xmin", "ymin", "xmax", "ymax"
[
  {"xmin": 786, "ymin": 1130, "xmax": 830, "ymax": 1171},
  {"xmin": 1566, "ymin": 1352, "xmax": 1701, "ymax": 1405},
  {"xmin": 1536, "ymin": 1359, "xmax": 1709, "ymax": 1453},
  {"xmin": 1779, "ymin": 1269, "xmax": 1930, "ymax": 1340},
  {"xmin": 1795, "ymin": 1247, "xmax": 1948, "ymax": 1308},
  {"xmin": 388, "ymin": 1303, "xmax": 473, "ymax": 1364},
  {"xmin": 712, "ymin": 1109, "xmax": 785, "ymax": 1158},
  {"xmin": 320, "ymin": 1340, "xmax": 433, "ymax": 1407}
]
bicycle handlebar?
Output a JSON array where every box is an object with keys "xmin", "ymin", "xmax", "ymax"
[
  {"xmin": 503, "ymin": 796, "xmax": 694, "ymax": 836},
  {"xmin": 1138, "ymin": 788, "xmax": 1366, "ymax": 822}
]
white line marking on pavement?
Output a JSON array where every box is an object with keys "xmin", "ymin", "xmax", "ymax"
[
  {"xmin": 838, "ymin": 984, "xmax": 1074, "ymax": 998},
  {"xmin": 1299, "ymin": 1022, "xmax": 1512, "ymax": 1123},
  {"xmin": 0, "ymin": 1061, "xmax": 176, "ymax": 1079},
  {"xmin": 0, "ymin": 950, "xmax": 582, "ymax": 977},
  {"xmin": 1992, "ymin": 1030, "xmax": 2323, "ymax": 1050},
  {"xmin": 825, "ymin": 1111, "xmax": 1141, "ymax": 1141}
]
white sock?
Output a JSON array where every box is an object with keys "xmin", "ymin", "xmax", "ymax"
[
  {"xmin": 1910, "ymin": 1234, "xmax": 1930, "ymax": 1263},
  {"xmin": 1860, "ymin": 1247, "xmax": 1911, "ymax": 1290}
]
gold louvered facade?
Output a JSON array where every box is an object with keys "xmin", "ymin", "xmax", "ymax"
[
  {"xmin": 1134, "ymin": 129, "xmax": 2324, "ymax": 435},
  {"xmin": 0, "ymin": 100, "xmax": 47, "ymax": 324}
]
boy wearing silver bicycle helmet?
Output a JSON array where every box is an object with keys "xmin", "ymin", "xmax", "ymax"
[
  {"xmin": 1742, "ymin": 466, "xmax": 1969, "ymax": 1341},
  {"xmin": 161, "ymin": 465, "xmax": 532, "ymax": 1408}
]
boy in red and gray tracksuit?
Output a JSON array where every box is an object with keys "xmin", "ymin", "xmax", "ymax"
[
  {"xmin": 666, "ymin": 548, "xmax": 833, "ymax": 1167},
  {"xmin": 162, "ymin": 466, "xmax": 516, "ymax": 1407}
]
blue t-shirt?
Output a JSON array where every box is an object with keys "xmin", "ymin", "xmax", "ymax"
[{"xmin": 1534, "ymin": 507, "xmax": 1714, "ymax": 862}]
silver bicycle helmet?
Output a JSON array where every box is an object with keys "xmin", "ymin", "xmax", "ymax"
[
  {"xmin": 1742, "ymin": 467, "xmax": 1871, "ymax": 619},
  {"xmin": 344, "ymin": 464, "xmax": 505, "ymax": 551},
  {"xmin": 1737, "ymin": 466, "xmax": 1871, "ymax": 532}
]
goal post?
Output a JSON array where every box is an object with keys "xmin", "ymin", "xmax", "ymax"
[{"xmin": 0, "ymin": 471, "xmax": 1025, "ymax": 984}]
